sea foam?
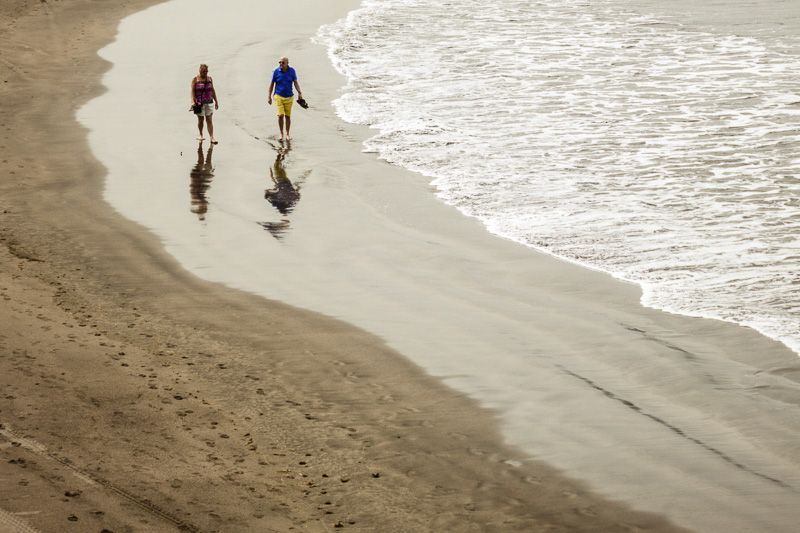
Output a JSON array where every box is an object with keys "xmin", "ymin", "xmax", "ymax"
[{"xmin": 317, "ymin": 0, "xmax": 800, "ymax": 354}]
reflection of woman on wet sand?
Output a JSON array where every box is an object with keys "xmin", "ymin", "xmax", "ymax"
[
  {"xmin": 189, "ymin": 141, "xmax": 214, "ymax": 220},
  {"xmin": 264, "ymin": 151, "xmax": 301, "ymax": 215}
]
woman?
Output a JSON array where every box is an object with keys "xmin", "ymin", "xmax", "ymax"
[{"xmin": 190, "ymin": 64, "xmax": 219, "ymax": 143}]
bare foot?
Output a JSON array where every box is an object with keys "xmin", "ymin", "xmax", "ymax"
[
  {"xmin": 197, "ymin": 135, "xmax": 205, "ymax": 141},
  {"xmin": 211, "ymin": 137, "xmax": 218, "ymax": 144}
]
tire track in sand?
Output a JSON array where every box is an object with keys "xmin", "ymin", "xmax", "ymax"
[{"xmin": 0, "ymin": 423, "xmax": 201, "ymax": 532}]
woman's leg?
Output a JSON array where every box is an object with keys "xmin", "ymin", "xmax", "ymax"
[
  {"xmin": 196, "ymin": 115, "xmax": 205, "ymax": 140},
  {"xmin": 206, "ymin": 115, "xmax": 216, "ymax": 143}
]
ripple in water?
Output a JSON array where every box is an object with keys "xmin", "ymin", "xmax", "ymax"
[{"xmin": 317, "ymin": 0, "xmax": 800, "ymax": 353}]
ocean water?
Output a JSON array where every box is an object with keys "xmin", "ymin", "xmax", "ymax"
[{"xmin": 317, "ymin": 0, "xmax": 800, "ymax": 354}]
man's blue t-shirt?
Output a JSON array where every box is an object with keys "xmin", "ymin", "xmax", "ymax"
[{"xmin": 272, "ymin": 66, "xmax": 297, "ymax": 97}]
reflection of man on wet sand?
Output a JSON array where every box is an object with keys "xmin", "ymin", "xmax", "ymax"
[
  {"xmin": 189, "ymin": 141, "xmax": 214, "ymax": 219},
  {"xmin": 264, "ymin": 151, "xmax": 300, "ymax": 215}
]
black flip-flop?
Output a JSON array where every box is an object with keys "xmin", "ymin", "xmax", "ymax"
[{"xmin": 297, "ymin": 98, "xmax": 309, "ymax": 109}]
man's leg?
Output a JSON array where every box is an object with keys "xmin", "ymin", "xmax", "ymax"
[
  {"xmin": 277, "ymin": 115, "xmax": 285, "ymax": 140},
  {"xmin": 285, "ymin": 116, "xmax": 291, "ymax": 140}
]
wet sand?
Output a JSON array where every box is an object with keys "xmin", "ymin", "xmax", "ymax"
[
  {"xmin": 1, "ymin": 1, "xmax": 799, "ymax": 532},
  {"xmin": 85, "ymin": 1, "xmax": 800, "ymax": 531},
  {"xmin": 0, "ymin": 1, "xmax": 691, "ymax": 532}
]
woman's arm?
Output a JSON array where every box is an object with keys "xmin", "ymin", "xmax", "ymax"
[
  {"xmin": 210, "ymin": 77, "xmax": 219, "ymax": 108},
  {"xmin": 189, "ymin": 77, "xmax": 196, "ymax": 105}
]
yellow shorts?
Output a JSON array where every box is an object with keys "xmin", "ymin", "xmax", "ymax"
[{"xmin": 274, "ymin": 94, "xmax": 293, "ymax": 117}]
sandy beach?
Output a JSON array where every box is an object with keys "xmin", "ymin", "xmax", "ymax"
[
  {"xmin": 0, "ymin": 1, "xmax": 690, "ymax": 531},
  {"xmin": 2, "ymin": 1, "xmax": 800, "ymax": 532}
]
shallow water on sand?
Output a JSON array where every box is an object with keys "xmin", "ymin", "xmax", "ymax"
[{"xmin": 80, "ymin": 1, "xmax": 800, "ymax": 531}]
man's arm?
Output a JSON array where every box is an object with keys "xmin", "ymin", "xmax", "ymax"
[
  {"xmin": 267, "ymin": 80, "xmax": 275, "ymax": 104},
  {"xmin": 293, "ymin": 79, "xmax": 303, "ymax": 99}
]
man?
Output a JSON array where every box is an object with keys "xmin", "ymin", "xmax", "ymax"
[{"xmin": 267, "ymin": 56, "xmax": 303, "ymax": 142}]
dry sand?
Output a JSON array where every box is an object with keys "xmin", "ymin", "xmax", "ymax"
[{"xmin": 0, "ymin": 1, "xmax": 692, "ymax": 532}]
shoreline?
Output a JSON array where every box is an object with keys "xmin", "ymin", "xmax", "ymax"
[
  {"xmin": 85, "ymin": 1, "xmax": 800, "ymax": 531},
  {"xmin": 0, "ymin": 1, "xmax": 689, "ymax": 532},
  {"xmin": 317, "ymin": 0, "xmax": 800, "ymax": 358}
]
